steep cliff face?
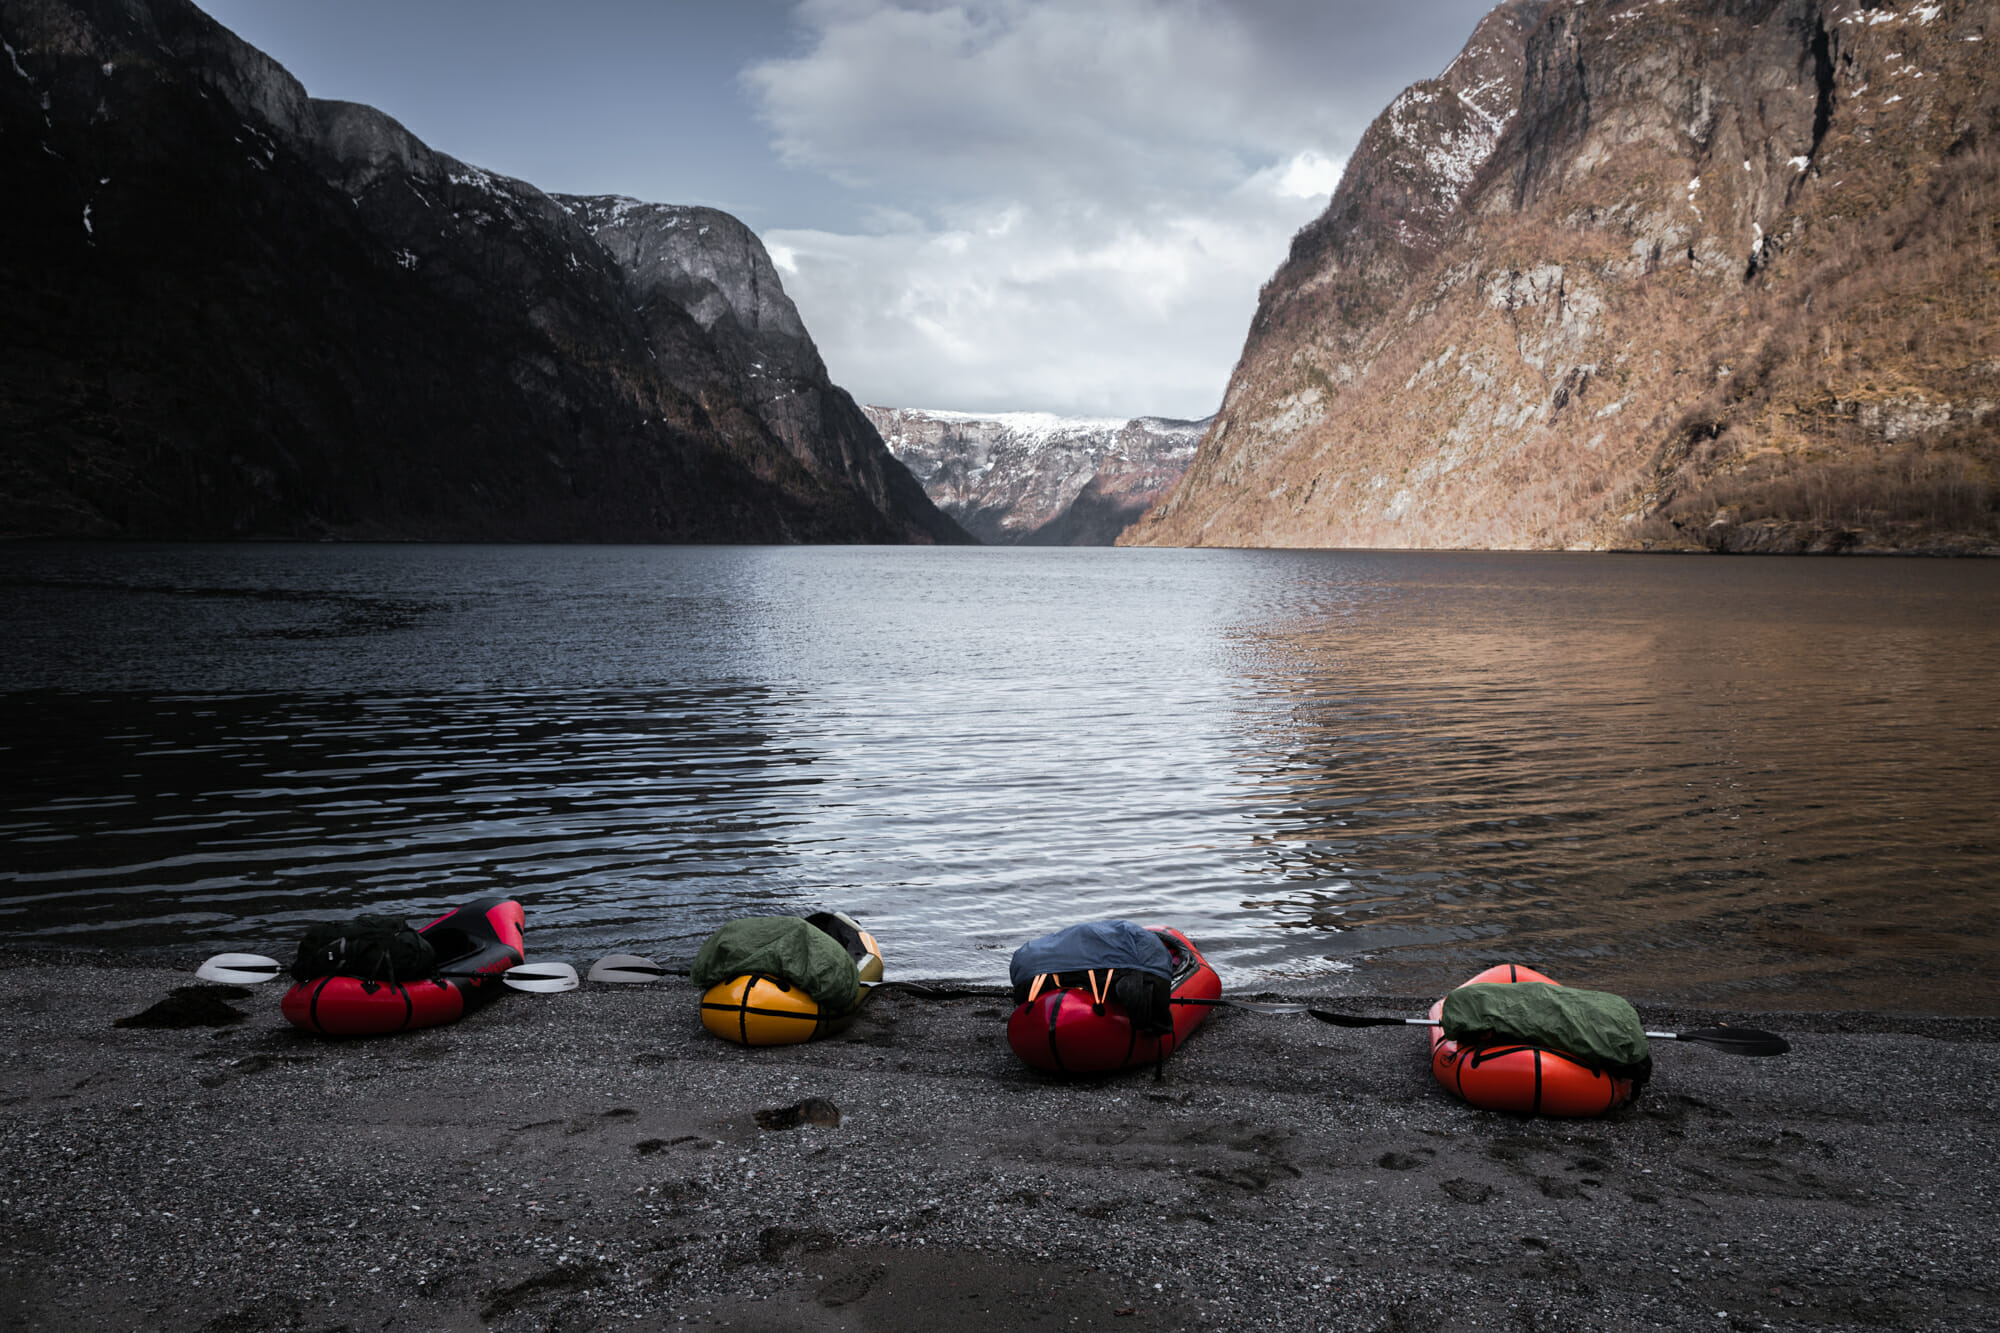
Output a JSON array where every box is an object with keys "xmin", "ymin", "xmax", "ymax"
[
  {"xmin": 562, "ymin": 198, "xmax": 954, "ymax": 542},
  {"xmin": 0, "ymin": 0, "xmax": 965, "ymax": 544},
  {"xmin": 1126, "ymin": 0, "xmax": 2000, "ymax": 554},
  {"xmin": 864, "ymin": 407, "xmax": 1208, "ymax": 545}
]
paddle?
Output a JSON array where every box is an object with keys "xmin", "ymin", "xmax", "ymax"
[
  {"xmin": 199, "ymin": 949, "xmax": 582, "ymax": 994},
  {"xmin": 575, "ymin": 955, "xmax": 984, "ymax": 997},
  {"xmin": 1170, "ymin": 996, "xmax": 1316, "ymax": 1014},
  {"xmin": 587, "ymin": 954, "xmax": 671, "ymax": 983},
  {"xmin": 195, "ymin": 953, "xmax": 285, "ymax": 985},
  {"xmin": 1297, "ymin": 1008, "xmax": 1791, "ymax": 1056},
  {"xmin": 502, "ymin": 962, "xmax": 580, "ymax": 993},
  {"xmin": 520, "ymin": 953, "xmax": 874, "ymax": 990},
  {"xmin": 1641, "ymin": 1026, "xmax": 1791, "ymax": 1057},
  {"xmin": 1170, "ymin": 997, "xmax": 1789, "ymax": 1056}
]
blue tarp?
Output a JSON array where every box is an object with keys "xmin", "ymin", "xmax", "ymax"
[{"xmin": 1008, "ymin": 920, "xmax": 1172, "ymax": 988}]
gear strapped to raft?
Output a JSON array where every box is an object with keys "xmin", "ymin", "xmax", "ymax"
[
  {"xmin": 690, "ymin": 914, "xmax": 864, "ymax": 1014},
  {"xmin": 282, "ymin": 898, "xmax": 526, "ymax": 1038},
  {"xmin": 289, "ymin": 915, "xmax": 439, "ymax": 992},
  {"xmin": 1005, "ymin": 923, "xmax": 1221, "ymax": 1077},
  {"xmin": 1008, "ymin": 920, "xmax": 1177, "ymax": 1037},
  {"xmin": 692, "ymin": 912, "xmax": 882, "ymax": 1046},
  {"xmin": 1441, "ymin": 979, "xmax": 1654, "ymax": 1094}
]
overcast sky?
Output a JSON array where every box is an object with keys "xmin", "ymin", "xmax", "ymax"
[{"xmin": 200, "ymin": 0, "xmax": 1501, "ymax": 419}]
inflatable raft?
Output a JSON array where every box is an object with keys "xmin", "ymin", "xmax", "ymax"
[
  {"xmin": 700, "ymin": 911, "xmax": 884, "ymax": 1046},
  {"xmin": 281, "ymin": 897, "xmax": 525, "ymax": 1037},
  {"xmin": 1007, "ymin": 926, "xmax": 1222, "ymax": 1074},
  {"xmin": 1428, "ymin": 964, "xmax": 1641, "ymax": 1116}
]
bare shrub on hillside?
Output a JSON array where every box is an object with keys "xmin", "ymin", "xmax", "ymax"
[{"xmin": 1628, "ymin": 434, "xmax": 2000, "ymax": 551}]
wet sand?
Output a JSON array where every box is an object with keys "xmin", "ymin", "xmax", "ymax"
[{"xmin": 1, "ymin": 955, "xmax": 1994, "ymax": 1332}]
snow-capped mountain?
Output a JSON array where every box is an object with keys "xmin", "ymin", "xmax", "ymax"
[{"xmin": 864, "ymin": 407, "xmax": 1210, "ymax": 545}]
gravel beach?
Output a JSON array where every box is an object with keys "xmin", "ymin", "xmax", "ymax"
[{"xmin": 2, "ymin": 954, "xmax": 1994, "ymax": 1333}]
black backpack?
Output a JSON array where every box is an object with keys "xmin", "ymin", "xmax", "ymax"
[
  {"xmin": 1009, "ymin": 968, "xmax": 1174, "ymax": 1035},
  {"xmin": 290, "ymin": 915, "xmax": 438, "ymax": 988}
]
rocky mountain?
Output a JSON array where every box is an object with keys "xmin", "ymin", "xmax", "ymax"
[
  {"xmin": 0, "ymin": 0, "xmax": 966, "ymax": 544},
  {"xmin": 864, "ymin": 407, "xmax": 1208, "ymax": 545},
  {"xmin": 1125, "ymin": 0, "xmax": 2000, "ymax": 554}
]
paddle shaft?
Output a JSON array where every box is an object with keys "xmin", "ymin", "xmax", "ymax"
[
  {"xmin": 1281, "ymin": 1012, "xmax": 1713, "ymax": 1040},
  {"xmin": 1179, "ymin": 999, "xmax": 1788, "ymax": 1055}
]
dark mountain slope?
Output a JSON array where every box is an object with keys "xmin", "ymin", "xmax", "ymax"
[{"xmin": 0, "ymin": 0, "xmax": 966, "ymax": 543}]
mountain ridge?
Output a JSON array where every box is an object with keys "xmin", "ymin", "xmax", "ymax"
[
  {"xmin": 0, "ymin": 0, "xmax": 966, "ymax": 544},
  {"xmin": 865, "ymin": 406, "xmax": 1208, "ymax": 545},
  {"xmin": 1125, "ymin": 0, "xmax": 2000, "ymax": 554}
]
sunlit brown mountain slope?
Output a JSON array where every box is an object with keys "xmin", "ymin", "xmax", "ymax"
[{"xmin": 1125, "ymin": 0, "xmax": 2000, "ymax": 554}]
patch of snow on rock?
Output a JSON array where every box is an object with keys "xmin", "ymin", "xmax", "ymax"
[{"xmin": 903, "ymin": 409, "xmax": 1129, "ymax": 451}]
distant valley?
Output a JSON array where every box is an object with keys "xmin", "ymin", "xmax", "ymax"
[{"xmin": 866, "ymin": 407, "xmax": 1207, "ymax": 545}]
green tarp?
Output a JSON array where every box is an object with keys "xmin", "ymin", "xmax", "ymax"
[
  {"xmin": 1441, "ymin": 982, "xmax": 1652, "ymax": 1074},
  {"xmin": 690, "ymin": 916, "xmax": 860, "ymax": 1014}
]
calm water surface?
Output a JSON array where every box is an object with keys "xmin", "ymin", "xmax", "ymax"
[{"xmin": 3, "ymin": 543, "xmax": 1995, "ymax": 1011}]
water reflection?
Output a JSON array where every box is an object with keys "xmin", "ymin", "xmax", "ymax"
[
  {"xmin": 1227, "ymin": 553, "xmax": 2000, "ymax": 1010},
  {"xmin": 0, "ymin": 544, "xmax": 1267, "ymax": 981}
]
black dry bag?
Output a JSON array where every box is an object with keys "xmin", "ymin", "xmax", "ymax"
[{"xmin": 290, "ymin": 914, "xmax": 438, "ymax": 987}]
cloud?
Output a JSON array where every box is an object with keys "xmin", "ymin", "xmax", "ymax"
[
  {"xmin": 746, "ymin": 0, "xmax": 1350, "ymax": 201},
  {"xmin": 765, "ymin": 158, "xmax": 1343, "ymax": 417},
  {"xmin": 742, "ymin": 0, "xmax": 1473, "ymax": 418},
  {"xmin": 1260, "ymin": 150, "xmax": 1347, "ymax": 201}
]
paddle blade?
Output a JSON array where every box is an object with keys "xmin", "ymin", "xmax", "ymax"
[
  {"xmin": 1306, "ymin": 1009, "xmax": 1432, "ymax": 1029},
  {"xmin": 587, "ymin": 954, "xmax": 666, "ymax": 984},
  {"xmin": 504, "ymin": 962, "xmax": 579, "ymax": 993},
  {"xmin": 1660, "ymin": 1026, "xmax": 1791, "ymax": 1057},
  {"xmin": 196, "ymin": 953, "xmax": 285, "ymax": 985}
]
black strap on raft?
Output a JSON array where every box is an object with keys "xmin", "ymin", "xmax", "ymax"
[
  {"xmin": 1030, "ymin": 976, "xmax": 1177, "ymax": 1082},
  {"xmin": 303, "ymin": 971, "xmax": 414, "ymax": 1034},
  {"xmin": 1044, "ymin": 992, "xmax": 1067, "ymax": 1072},
  {"xmin": 1020, "ymin": 968, "xmax": 1173, "ymax": 1036},
  {"xmin": 1461, "ymin": 1033, "xmax": 1650, "ymax": 1103},
  {"xmin": 692, "ymin": 973, "xmax": 797, "ymax": 1045},
  {"xmin": 1466, "ymin": 1042, "xmax": 1542, "ymax": 1069}
]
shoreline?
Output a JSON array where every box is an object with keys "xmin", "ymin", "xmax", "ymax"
[
  {"xmin": 6, "ymin": 535, "xmax": 1999, "ymax": 554},
  {"xmin": 6, "ymin": 944, "xmax": 1995, "ymax": 1026},
  {"xmin": 2, "ymin": 959, "xmax": 1995, "ymax": 1332}
]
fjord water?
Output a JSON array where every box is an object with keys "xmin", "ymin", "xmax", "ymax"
[{"xmin": 3, "ymin": 543, "xmax": 1995, "ymax": 1012}]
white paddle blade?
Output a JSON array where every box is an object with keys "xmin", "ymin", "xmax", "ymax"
[
  {"xmin": 504, "ymin": 962, "xmax": 580, "ymax": 994},
  {"xmin": 196, "ymin": 953, "xmax": 285, "ymax": 985},
  {"xmin": 587, "ymin": 954, "xmax": 666, "ymax": 984}
]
